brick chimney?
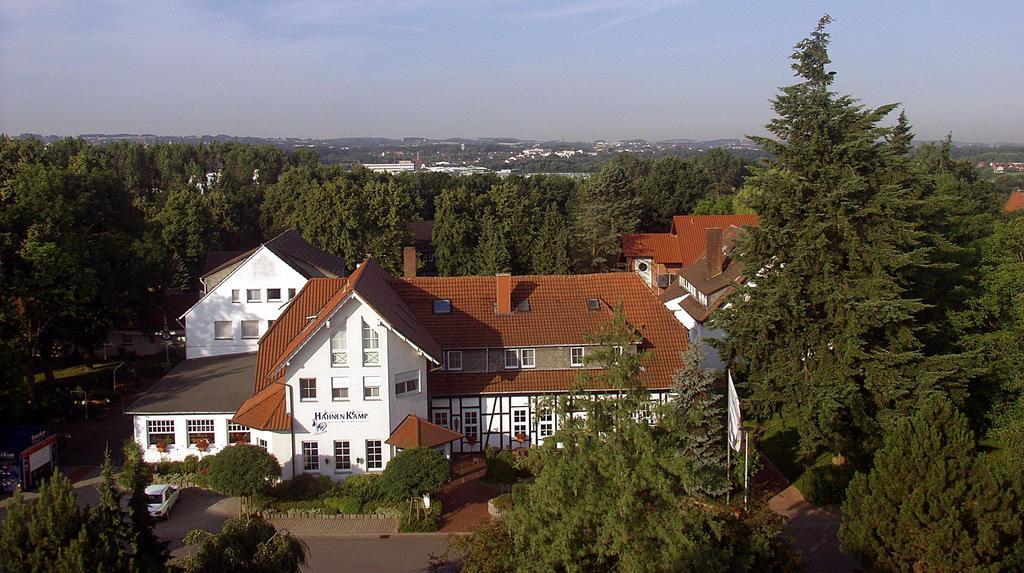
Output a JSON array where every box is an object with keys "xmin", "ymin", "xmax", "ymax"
[
  {"xmin": 402, "ymin": 246, "xmax": 417, "ymax": 278},
  {"xmin": 706, "ymin": 228, "xmax": 723, "ymax": 279},
  {"xmin": 496, "ymin": 273, "xmax": 512, "ymax": 315}
]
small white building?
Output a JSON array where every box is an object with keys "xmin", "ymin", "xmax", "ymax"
[{"xmin": 180, "ymin": 230, "xmax": 348, "ymax": 359}]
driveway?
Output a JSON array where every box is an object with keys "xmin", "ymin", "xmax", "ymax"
[{"xmin": 155, "ymin": 488, "xmax": 240, "ymax": 558}]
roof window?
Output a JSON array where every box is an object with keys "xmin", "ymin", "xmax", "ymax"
[
  {"xmin": 517, "ymin": 300, "xmax": 531, "ymax": 313},
  {"xmin": 432, "ymin": 299, "xmax": 452, "ymax": 314},
  {"xmin": 586, "ymin": 298, "xmax": 600, "ymax": 311}
]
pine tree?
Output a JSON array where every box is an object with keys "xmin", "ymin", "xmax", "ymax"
[
  {"xmin": 840, "ymin": 395, "xmax": 1024, "ymax": 571},
  {"xmin": 659, "ymin": 346, "xmax": 729, "ymax": 498},
  {"xmin": 568, "ymin": 178, "xmax": 638, "ymax": 273},
  {"xmin": 714, "ymin": 15, "xmax": 933, "ymax": 461},
  {"xmin": 83, "ymin": 447, "xmax": 132, "ymax": 572},
  {"xmin": 121, "ymin": 440, "xmax": 169, "ymax": 572}
]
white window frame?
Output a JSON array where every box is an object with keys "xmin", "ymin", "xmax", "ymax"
[
  {"xmin": 334, "ymin": 440, "xmax": 351, "ymax": 472},
  {"xmin": 214, "ymin": 321, "xmax": 234, "ymax": 340},
  {"xmin": 512, "ymin": 408, "xmax": 529, "ymax": 437},
  {"xmin": 299, "ymin": 378, "xmax": 317, "ymax": 401},
  {"xmin": 445, "ymin": 350, "xmax": 463, "ymax": 371},
  {"xmin": 227, "ymin": 422, "xmax": 250, "ymax": 444},
  {"xmin": 231, "ymin": 289, "xmax": 241, "ymax": 303},
  {"xmin": 146, "ymin": 420, "xmax": 175, "ymax": 447},
  {"xmin": 433, "ymin": 411, "xmax": 449, "ymax": 428},
  {"xmin": 366, "ymin": 440, "xmax": 383, "ymax": 470},
  {"xmin": 463, "ymin": 410, "xmax": 479, "ymax": 443},
  {"xmin": 539, "ymin": 410, "xmax": 555, "ymax": 438},
  {"xmin": 570, "ymin": 346, "xmax": 585, "ymax": 367},
  {"xmin": 267, "ymin": 288, "xmax": 282, "ymax": 302},
  {"xmin": 363, "ymin": 376, "xmax": 381, "ymax": 400},
  {"xmin": 331, "ymin": 377, "xmax": 349, "ymax": 401},
  {"xmin": 302, "ymin": 441, "xmax": 319, "ymax": 472},
  {"xmin": 187, "ymin": 419, "xmax": 215, "ymax": 445},
  {"xmin": 362, "ymin": 320, "xmax": 380, "ymax": 366},
  {"xmin": 520, "ymin": 348, "xmax": 536, "ymax": 369},
  {"xmin": 257, "ymin": 438, "xmax": 268, "ymax": 449},
  {"xmin": 504, "ymin": 349, "xmax": 520, "ymax": 369},
  {"xmin": 246, "ymin": 289, "xmax": 261, "ymax": 303},
  {"xmin": 393, "ymin": 371, "xmax": 420, "ymax": 396},
  {"xmin": 241, "ymin": 320, "xmax": 259, "ymax": 339},
  {"xmin": 330, "ymin": 330, "xmax": 348, "ymax": 367}
]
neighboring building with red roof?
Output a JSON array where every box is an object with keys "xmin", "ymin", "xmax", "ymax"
[
  {"xmin": 1005, "ymin": 191, "xmax": 1024, "ymax": 213},
  {"xmin": 622, "ymin": 214, "xmax": 758, "ymax": 292},
  {"xmin": 218, "ymin": 257, "xmax": 688, "ymax": 478}
]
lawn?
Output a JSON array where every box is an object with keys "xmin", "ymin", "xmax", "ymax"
[
  {"xmin": 757, "ymin": 414, "xmax": 832, "ymax": 493},
  {"xmin": 33, "ymin": 361, "xmax": 123, "ymax": 383}
]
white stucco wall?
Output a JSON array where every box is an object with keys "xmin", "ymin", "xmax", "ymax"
[
  {"xmin": 184, "ymin": 248, "xmax": 309, "ymax": 359},
  {"xmin": 132, "ymin": 413, "xmax": 246, "ymax": 463},
  {"xmin": 275, "ymin": 296, "xmax": 430, "ymax": 481}
]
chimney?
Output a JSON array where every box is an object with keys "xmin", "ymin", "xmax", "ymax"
[
  {"xmin": 402, "ymin": 246, "xmax": 417, "ymax": 278},
  {"xmin": 706, "ymin": 228, "xmax": 723, "ymax": 279},
  {"xmin": 496, "ymin": 273, "xmax": 512, "ymax": 315}
]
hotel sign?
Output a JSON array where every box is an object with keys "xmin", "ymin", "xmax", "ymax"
[{"xmin": 311, "ymin": 410, "xmax": 369, "ymax": 434}]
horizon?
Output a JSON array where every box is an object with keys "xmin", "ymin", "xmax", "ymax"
[{"xmin": 2, "ymin": 1, "xmax": 1022, "ymax": 143}]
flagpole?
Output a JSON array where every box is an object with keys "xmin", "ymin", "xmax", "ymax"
[
  {"xmin": 726, "ymin": 418, "xmax": 731, "ymax": 505},
  {"xmin": 743, "ymin": 430, "xmax": 749, "ymax": 510}
]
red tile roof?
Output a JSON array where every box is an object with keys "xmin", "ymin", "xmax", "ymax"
[
  {"xmin": 236, "ymin": 262, "xmax": 689, "ymax": 430},
  {"xmin": 386, "ymin": 414, "xmax": 464, "ymax": 449},
  {"xmin": 1006, "ymin": 191, "xmax": 1024, "ymax": 213},
  {"xmin": 623, "ymin": 215, "xmax": 759, "ymax": 266}
]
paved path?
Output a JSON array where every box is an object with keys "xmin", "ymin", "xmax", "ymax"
[
  {"xmin": 439, "ymin": 454, "xmax": 492, "ymax": 532},
  {"xmin": 759, "ymin": 459, "xmax": 858, "ymax": 573},
  {"xmin": 156, "ymin": 488, "xmax": 239, "ymax": 557},
  {"xmin": 268, "ymin": 516, "xmax": 398, "ymax": 536},
  {"xmin": 302, "ymin": 536, "xmax": 457, "ymax": 573}
]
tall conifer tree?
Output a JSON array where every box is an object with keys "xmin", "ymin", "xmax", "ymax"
[{"xmin": 715, "ymin": 15, "xmax": 934, "ymax": 461}]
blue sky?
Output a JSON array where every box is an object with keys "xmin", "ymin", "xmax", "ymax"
[{"xmin": 1, "ymin": 1, "xmax": 1021, "ymax": 142}]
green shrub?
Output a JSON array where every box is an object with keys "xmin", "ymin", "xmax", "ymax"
[
  {"xmin": 269, "ymin": 474, "xmax": 332, "ymax": 501},
  {"xmin": 207, "ymin": 444, "xmax": 282, "ymax": 497},
  {"xmin": 361, "ymin": 499, "xmax": 403, "ymax": 516},
  {"xmin": 322, "ymin": 496, "xmax": 361, "ymax": 514},
  {"xmin": 380, "ymin": 448, "xmax": 450, "ymax": 500},
  {"xmin": 491, "ymin": 494, "xmax": 512, "ymax": 511},
  {"xmin": 484, "ymin": 448, "xmax": 517, "ymax": 484},
  {"xmin": 273, "ymin": 499, "xmax": 331, "ymax": 513},
  {"xmin": 802, "ymin": 464, "xmax": 854, "ymax": 507},
  {"xmin": 399, "ymin": 500, "xmax": 443, "ymax": 532},
  {"xmin": 335, "ymin": 474, "xmax": 383, "ymax": 506}
]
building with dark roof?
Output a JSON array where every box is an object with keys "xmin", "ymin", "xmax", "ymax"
[{"xmin": 180, "ymin": 229, "xmax": 349, "ymax": 359}]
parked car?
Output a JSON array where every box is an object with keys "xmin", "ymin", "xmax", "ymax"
[{"xmin": 145, "ymin": 484, "xmax": 180, "ymax": 519}]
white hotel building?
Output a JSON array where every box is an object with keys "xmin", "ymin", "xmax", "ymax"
[{"xmin": 130, "ymin": 241, "xmax": 688, "ymax": 478}]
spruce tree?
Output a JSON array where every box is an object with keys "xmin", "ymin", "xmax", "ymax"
[
  {"xmin": 658, "ymin": 346, "xmax": 729, "ymax": 498},
  {"xmin": 715, "ymin": 15, "xmax": 933, "ymax": 461},
  {"xmin": 531, "ymin": 204, "xmax": 571, "ymax": 275},
  {"xmin": 432, "ymin": 185, "xmax": 480, "ymax": 276},
  {"xmin": 83, "ymin": 447, "xmax": 132, "ymax": 572},
  {"xmin": 840, "ymin": 395, "xmax": 1024, "ymax": 571},
  {"xmin": 121, "ymin": 440, "xmax": 169, "ymax": 572}
]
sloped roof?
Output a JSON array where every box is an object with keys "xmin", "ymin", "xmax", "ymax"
[
  {"xmin": 677, "ymin": 226, "xmax": 747, "ymax": 297},
  {"xmin": 202, "ymin": 250, "xmax": 253, "ymax": 277},
  {"xmin": 264, "ymin": 229, "xmax": 350, "ymax": 279},
  {"xmin": 237, "ymin": 261, "xmax": 689, "ymax": 429},
  {"xmin": 386, "ymin": 414, "xmax": 463, "ymax": 449},
  {"xmin": 623, "ymin": 215, "xmax": 758, "ymax": 266},
  {"xmin": 1006, "ymin": 191, "xmax": 1024, "ymax": 213},
  {"xmin": 621, "ymin": 233, "xmax": 681, "ymax": 263},
  {"xmin": 128, "ymin": 353, "xmax": 256, "ymax": 415}
]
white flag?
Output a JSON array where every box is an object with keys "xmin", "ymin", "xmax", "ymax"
[{"xmin": 727, "ymin": 371, "xmax": 742, "ymax": 452}]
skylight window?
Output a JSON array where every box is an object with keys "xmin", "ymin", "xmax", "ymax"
[
  {"xmin": 586, "ymin": 298, "xmax": 600, "ymax": 311},
  {"xmin": 433, "ymin": 299, "xmax": 452, "ymax": 314}
]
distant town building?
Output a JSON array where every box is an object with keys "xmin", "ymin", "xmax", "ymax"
[{"xmin": 361, "ymin": 160, "xmax": 419, "ymax": 174}]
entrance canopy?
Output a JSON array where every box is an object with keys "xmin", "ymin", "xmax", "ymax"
[{"xmin": 386, "ymin": 415, "xmax": 463, "ymax": 449}]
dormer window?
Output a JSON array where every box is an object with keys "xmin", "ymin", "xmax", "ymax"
[
  {"xmin": 517, "ymin": 300, "xmax": 531, "ymax": 313},
  {"xmin": 433, "ymin": 299, "xmax": 452, "ymax": 314},
  {"xmin": 362, "ymin": 320, "xmax": 380, "ymax": 366},
  {"xmin": 446, "ymin": 351, "xmax": 463, "ymax": 371}
]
